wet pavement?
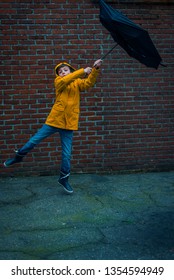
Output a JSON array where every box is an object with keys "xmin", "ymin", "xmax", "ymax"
[{"xmin": 0, "ymin": 171, "xmax": 174, "ymax": 260}]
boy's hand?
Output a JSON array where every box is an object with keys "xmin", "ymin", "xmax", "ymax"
[
  {"xmin": 84, "ymin": 67, "xmax": 92, "ymax": 75},
  {"xmin": 93, "ymin": 59, "xmax": 102, "ymax": 69}
]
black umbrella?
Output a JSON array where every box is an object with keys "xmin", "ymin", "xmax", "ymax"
[{"xmin": 99, "ymin": 0, "xmax": 163, "ymax": 69}]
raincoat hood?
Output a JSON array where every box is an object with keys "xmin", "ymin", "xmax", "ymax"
[{"xmin": 55, "ymin": 62, "xmax": 76, "ymax": 76}]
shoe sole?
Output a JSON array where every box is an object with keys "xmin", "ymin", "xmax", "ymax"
[
  {"xmin": 3, "ymin": 161, "xmax": 16, "ymax": 167},
  {"xmin": 3, "ymin": 159, "xmax": 23, "ymax": 168},
  {"xmin": 58, "ymin": 182, "xmax": 73, "ymax": 194},
  {"xmin": 3, "ymin": 162, "xmax": 8, "ymax": 167}
]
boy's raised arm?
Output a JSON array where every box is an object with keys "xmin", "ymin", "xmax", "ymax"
[{"xmin": 54, "ymin": 68, "xmax": 85, "ymax": 92}]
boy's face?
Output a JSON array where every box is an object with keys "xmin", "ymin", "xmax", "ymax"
[{"xmin": 58, "ymin": 66, "xmax": 71, "ymax": 77}]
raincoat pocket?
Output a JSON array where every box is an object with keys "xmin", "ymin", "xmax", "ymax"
[
  {"xmin": 45, "ymin": 107, "xmax": 65, "ymax": 128},
  {"xmin": 54, "ymin": 104, "xmax": 65, "ymax": 111},
  {"xmin": 73, "ymin": 108, "xmax": 79, "ymax": 114},
  {"xmin": 65, "ymin": 108, "xmax": 79, "ymax": 130}
]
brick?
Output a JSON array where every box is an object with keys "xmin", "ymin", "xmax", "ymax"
[{"xmin": 1, "ymin": 0, "xmax": 174, "ymax": 176}]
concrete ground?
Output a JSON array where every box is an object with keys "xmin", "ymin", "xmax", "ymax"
[{"xmin": 0, "ymin": 171, "xmax": 174, "ymax": 260}]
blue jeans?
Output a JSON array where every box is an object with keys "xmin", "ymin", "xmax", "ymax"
[{"xmin": 19, "ymin": 124, "xmax": 73, "ymax": 175}]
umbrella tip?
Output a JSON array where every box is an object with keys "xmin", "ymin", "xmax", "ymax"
[{"xmin": 160, "ymin": 62, "xmax": 167, "ymax": 67}]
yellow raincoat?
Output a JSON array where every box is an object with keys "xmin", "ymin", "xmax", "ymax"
[{"xmin": 45, "ymin": 62, "xmax": 100, "ymax": 130}]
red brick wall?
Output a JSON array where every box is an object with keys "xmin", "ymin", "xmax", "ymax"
[{"xmin": 1, "ymin": 0, "xmax": 174, "ymax": 176}]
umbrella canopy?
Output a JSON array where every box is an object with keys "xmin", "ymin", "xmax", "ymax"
[{"xmin": 99, "ymin": 0, "xmax": 162, "ymax": 69}]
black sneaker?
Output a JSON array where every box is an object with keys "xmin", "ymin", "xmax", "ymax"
[
  {"xmin": 4, "ymin": 151, "xmax": 24, "ymax": 167},
  {"xmin": 58, "ymin": 178, "xmax": 73, "ymax": 194}
]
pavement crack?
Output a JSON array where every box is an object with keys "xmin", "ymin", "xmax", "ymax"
[
  {"xmin": 94, "ymin": 196, "xmax": 105, "ymax": 206},
  {"xmin": 140, "ymin": 189, "xmax": 161, "ymax": 207}
]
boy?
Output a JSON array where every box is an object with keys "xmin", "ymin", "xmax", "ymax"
[{"xmin": 4, "ymin": 59, "xmax": 102, "ymax": 194}]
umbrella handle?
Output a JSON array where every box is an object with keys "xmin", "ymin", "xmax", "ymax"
[{"xmin": 100, "ymin": 44, "xmax": 118, "ymax": 60}]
